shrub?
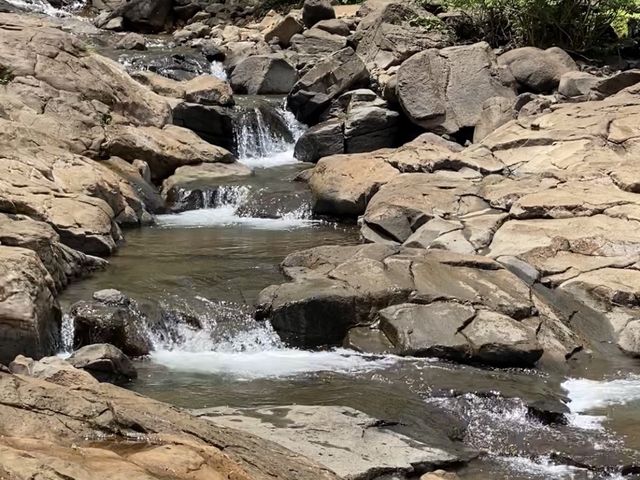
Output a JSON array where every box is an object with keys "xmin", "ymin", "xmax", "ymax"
[{"xmin": 444, "ymin": 0, "xmax": 640, "ymax": 51}]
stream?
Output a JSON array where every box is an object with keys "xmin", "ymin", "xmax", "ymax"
[{"xmin": 7, "ymin": 1, "xmax": 640, "ymax": 477}]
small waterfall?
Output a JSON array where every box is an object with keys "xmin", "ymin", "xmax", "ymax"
[
  {"xmin": 210, "ymin": 61, "xmax": 227, "ymax": 81},
  {"xmin": 60, "ymin": 313, "xmax": 75, "ymax": 353},
  {"xmin": 234, "ymin": 101, "xmax": 306, "ymax": 168},
  {"xmin": 4, "ymin": 0, "xmax": 85, "ymax": 16}
]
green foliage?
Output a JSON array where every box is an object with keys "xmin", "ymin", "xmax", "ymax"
[
  {"xmin": 443, "ymin": 0, "xmax": 640, "ymax": 51},
  {"xmin": 0, "ymin": 65, "xmax": 13, "ymax": 85}
]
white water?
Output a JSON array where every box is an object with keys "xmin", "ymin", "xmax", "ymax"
[
  {"xmin": 4, "ymin": 0, "xmax": 84, "ymax": 16},
  {"xmin": 563, "ymin": 376, "xmax": 640, "ymax": 413},
  {"xmin": 235, "ymin": 104, "xmax": 305, "ymax": 168},
  {"xmin": 210, "ymin": 61, "xmax": 227, "ymax": 81}
]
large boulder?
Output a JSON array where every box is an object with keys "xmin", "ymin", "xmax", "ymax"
[
  {"xmin": 287, "ymin": 47, "xmax": 369, "ymax": 124},
  {"xmin": 172, "ymin": 102, "xmax": 237, "ymax": 151},
  {"xmin": 290, "ymin": 28, "xmax": 347, "ymax": 55},
  {"xmin": 498, "ymin": 46, "xmax": 578, "ymax": 93},
  {"xmin": 302, "ymin": 0, "xmax": 335, "ymax": 28},
  {"xmin": 263, "ymin": 14, "xmax": 304, "ymax": 47},
  {"xmin": 100, "ymin": 0, "xmax": 173, "ymax": 33},
  {"xmin": 230, "ymin": 55, "xmax": 297, "ymax": 95},
  {"xmin": 294, "ymin": 119, "xmax": 344, "ymax": 163},
  {"xmin": 397, "ymin": 42, "xmax": 516, "ymax": 135}
]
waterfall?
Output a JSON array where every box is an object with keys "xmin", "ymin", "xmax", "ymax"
[
  {"xmin": 234, "ymin": 101, "xmax": 306, "ymax": 168},
  {"xmin": 4, "ymin": 0, "xmax": 86, "ymax": 16}
]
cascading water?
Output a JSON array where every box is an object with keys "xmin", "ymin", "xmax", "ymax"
[{"xmin": 4, "ymin": 0, "xmax": 85, "ymax": 16}]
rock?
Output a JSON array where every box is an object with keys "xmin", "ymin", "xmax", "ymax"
[
  {"xmin": 309, "ymin": 153, "xmax": 400, "ymax": 216},
  {"xmin": 115, "ymin": 32, "xmax": 146, "ymax": 50},
  {"xmin": 162, "ymin": 162, "xmax": 253, "ymax": 212},
  {"xmin": 197, "ymin": 406, "xmax": 460, "ymax": 479},
  {"xmin": 102, "ymin": 0, "xmax": 173, "ymax": 33},
  {"xmin": 344, "ymin": 326, "xmax": 394, "ymax": 354},
  {"xmin": 558, "ymin": 71, "xmax": 600, "ymax": 98},
  {"xmin": 288, "ymin": 47, "xmax": 369, "ymax": 124},
  {"xmin": 172, "ymin": 102, "xmax": 237, "ymax": 151},
  {"xmin": 68, "ymin": 343, "xmax": 137, "ymax": 381},
  {"xmin": 8, "ymin": 355, "xmax": 98, "ymax": 387},
  {"xmin": 103, "ymin": 16, "xmax": 124, "ymax": 30},
  {"xmin": 302, "ymin": 0, "xmax": 335, "ymax": 28},
  {"xmin": 473, "ymin": 96, "xmax": 515, "ymax": 142},
  {"xmin": 498, "ymin": 46, "xmax": 578, "ymax": 93},
  {"xmin": 257, "ymin": 245, "xmax": 573, "ymax": 365},
  {"xmin": 183, "ymin": 75, "xmax": 234, "ymax": 106},
  {"xmin": 0, "ymin": 369, "xmax": 340, "ymax": 480},
  {"xmin": 294, "ymin": 119, "xmax": 344, "ymax": 163},
  {"xmin": 354, "ymin": 0, "xmax": 452, "ymax": 72},
  {"xmin": 104, "ymin": 124, "xmax": 236, "ymax": 182},
  {"xmin": 0, "ymin": 247, "xmax": 60, "ymax": 365},
  {"xmin": 230, "ymin": 55, "xmax": 297, "ymax": 95},
  {"xmin": 421, "ymin": 470, "xmax": 460, "ymax": 480},
  {"xmin": 314, "ymin": 18, "xmax": 350, "ymax": 36},
  {"xmin": 92, "ymin": 288, "xmax": 129, "ymax": 305},
  {"xmin": 263, "ymin": 14, "xmax": 303, "ymax": 47},
  {"xmin": 69, "ymin": 294, "xmax": 153, "ymax": 357},
  {"xmin": 592, "ymin": 69, "xmax": 640, "ymax": 99},
  {"xmin": 344, "ymin": 104, "xmax": 400, "ymax": 153},
  {"xmin": 397, "ymin": 42, "xmax": 516, "ymax": 135},
  {"xmin": 291, "ymin": 28, "xmax": 347, "ymax": 55}
]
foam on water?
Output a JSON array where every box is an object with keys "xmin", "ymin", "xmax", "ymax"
[
  {"xmin": 150, "ymin": 348, "xmax": 399, "ymax": 380},
  {"xmin": 496, "ymin": 455, "xmax": 587, "ymax": 479},
  {"xmin": 562, "ymin": 376, "xmax": 640, "ymax": 413}
]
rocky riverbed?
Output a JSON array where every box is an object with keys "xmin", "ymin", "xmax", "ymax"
[{"xmin": 2, "ymin": 0, "xmax": 640, "ymax": 478}]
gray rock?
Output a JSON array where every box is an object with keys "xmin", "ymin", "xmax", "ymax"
[
  {"xmin": 592, "ymin": 69, "xmax": 640, "ymax": 99},
  {"xmin": 344, "ymin": 104, "xmax": 400, "ymax": 153},
  {"xmin": 68, "ymin": 343, "xmax": 137, "ymax": 381},
  {"xmin": 101, "ymin": 0, "xmax": 172, "ymax": 33},
  {"xmin": 264, "ymin": 14, "xmax": 303, "ymax": 47},
  {"xmin": 92, "ymin": 288, "xmax": 129, "ymax": 306},
  {"xmin": 397, "ymin": 42, "xmax": 516, "ymax": 135},
  {"xmin": 314, "ymin": 18, "xmax": 350, "ymax": 36},
  {"xmin": 196, "ymin": 405, "xmax": 460, "ymax": 479},
  {"xmin": 288, "ymin": 47, "xmax": 369, "ymax": 124},
  {"xmin": 558, "ymin": 71, "xmax": 600, "ymax": 98},
  {"xmin": 291, "ymin": 28, "xmax": 347, "ymax": 55},
  {"xmin": 498, "ymin": 46, "xmax": 577, "ymax": 93},
  {"xmin": 302, "ymin": 0, "xmax": 335, "ymax": 28},
  {"xmin": 473, "ymin": 96, "xmax": 515, "ymax": 143},
  {"xmin": 230, "ymin": 55, "xmax": 297, "ymax": 95},
  {"xmin": 172, "ymin": 102, "xmax": 236, "ymax": 151},
  {"xmin": 115, "ymin": 32, "xmax": 146, "ymax": 50},
  {"xmin": 294, "ymin": 119, "xmax": 344, "ymax": 163},
  {"xmin": 344, "ymin": 326, "xmax": 394, "ymax": 354}
]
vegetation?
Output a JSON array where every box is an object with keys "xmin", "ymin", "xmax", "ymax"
[{"xmin": 443, "ymin": 0, "xmax": 640, "ymax": 51}]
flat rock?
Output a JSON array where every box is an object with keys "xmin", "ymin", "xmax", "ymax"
[{"xmin": 196, "ymin": 405, "xmax": 460, "ymax": 479}]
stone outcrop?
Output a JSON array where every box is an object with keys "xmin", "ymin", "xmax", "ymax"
[
  {"xmin": 397, "ymin": 42, "xmax": 516, "ymax": 135},
  {"xmin": 256, "ymin": 244, "xmax": 580, "ymax": 367},
  {"xmin": 0, "ymin": 366, "xmax": 339, "ymax": 480},
  {"xmin": 288, "ymin": 47, "xmax": 369, "ymax": 124}
]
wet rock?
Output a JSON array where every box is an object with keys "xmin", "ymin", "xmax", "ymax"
[
  {"xmin": 196, "ymin": 405, "xmax": 460, "ymax": 478},
  {"xmin": 302, "ymin": 0, "xmax": 335, "ymax": 28},
  {"xmin": 498, "ymin": 46, "xmax": 577, "ymax": 93},
  {"xmin": 123, "ymin": 51, "xmax": 214, "ymax": 81},
  {"xmin": 104, "ymin": 124, "xmax": 236, "ymax": 182},
  {"xmin": 172, "ymin": 102, "xmax": 237, "ymax": 151},
  {"xmin": 69, "ymin": 293, "xmax": 153, "ymax": 357},
  {"xmin": 294, "ymin": 119, "xmax": 344, "ymax": 163},
  {"xmin": 68, "ymin": 343, "xmax": 137, "ymax": 381},
  {"xmin": 115, "ymin": 32, "xmax": 146, "ymax": 50},
  {"xmin": 230, "ymin": 55, "xmax": 297, "ymax": 95},
  {"xmin": 92, "ymin": 288, "xmax": 130, "ymax": 306},
  {"xmin": 288, "ymin": 47, "xmax": 369, "ymax": 124},
  {"xmin": 344, "ymin": 326, "xmax": 394, "ymax": 354},
  {"xmin": 0, "ymin": 369, "xmax": 340, "ymax": 480},
  {"xmin": 397, "ymin": 42, "xmax": 516, "ymax": 135}
]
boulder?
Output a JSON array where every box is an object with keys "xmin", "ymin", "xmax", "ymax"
[
  {"xmin": 473, "ymin": 96, "xmax": 515, "ymax": 143},
  {"xmin": 314, "ymin": 18, "xmax": 350, "ymax": 36},
  {"xmin": 302, "ymin": 0, "xmax": 335, "ymax": 28},
  {"xmin": 230, "ymin": 55, "xmax": 297, "ymax": 95},
  {"xmin": 8, "ymin": 355, "xmax": 98, "ymax": 387},
  {"xmin": 294, "ymin": 119, "xmax": 344, "ymax": 163},
  {"xmin": 172, "ymin": 102, "xmax": 237, "ymax": 151},
  {"xmin": 288, "ymin": 47, "xmax": 369, "ymax": 124},
  {"xmin": 115, "ymin": 32, "xmax": 146, "ymax": 50},
  {"xmin": 101, "ymin": 0, "xmax": 173, "ymax": 33},
  {"xmin": 183, "ymin": 75, "xmax": 234, "ymax": 106},
  {"xmin": 498, "ymin": 46, "xmax": 577, "ymax": 93},
  {"xmin": 344, "ymin": 104, "xmax": 400, "ymax": 153},
  {"xmin": 69, "ymin": 292, "xmax": 153, "ymax": 357},
  {"xmin": 592, "ymin": 69, "xmax": 640, "ymax": 99},
  {"xmin": 558, "ymin": 71, "xmax": 600, "ymax": 98},
  {"xmin": 197, "ymin": 406, "xmax": 460, "ymax": 479},
  {"xmin": 397, "ymin": 42, "xmax": 516, "ymax": 135},
  {"xmin": 104, "ymin": 124, "xmax": 236, "ymax": 182},
  {"xmin": 68, "ymin": 343, "xmax": 137, "ymax": 381},
  {"xmin": 263, "ymin": 14, "xmax": 303, "ymax": 47},
  {"xmin": 291, "ymin": 28, "xmax": 347, "ymax": 55}
]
